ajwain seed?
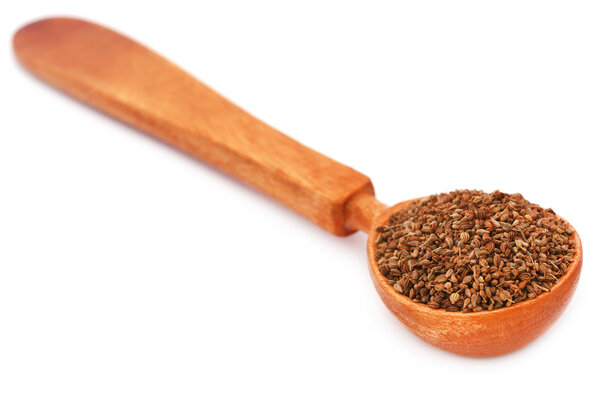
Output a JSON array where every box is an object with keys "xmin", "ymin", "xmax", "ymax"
[{"xmin": 374, "ymin": 190, "xmax": 575, "ymax": 313}]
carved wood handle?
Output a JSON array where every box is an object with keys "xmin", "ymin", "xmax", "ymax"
[{"xmin": 14, "ymin": 17, "xmax": 380, "ymax": 235}]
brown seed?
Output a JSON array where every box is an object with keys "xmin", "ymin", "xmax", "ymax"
[
  {"xmin": 450, "ymin": 292, "xmax": 460, "ymax": 304},
  {"xmin": 460, "ymin": 232, "xmax": 470, "ymax": 243},
  {"xmin": 518, "ymin": 272, "xmax": 532, "ymax": 281},
  {"xmin": 493, "ymin": 254, "xmax": 501, "ymax": 266}
]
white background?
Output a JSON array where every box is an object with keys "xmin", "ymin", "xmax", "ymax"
[{"xmin": 1, "ymin": 1, "xmax": 599, "ymax": 394}]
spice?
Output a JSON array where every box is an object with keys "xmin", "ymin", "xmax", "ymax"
[{"xmin": 374, "ymin": 190, "xmax": 576, "ymax": 312}]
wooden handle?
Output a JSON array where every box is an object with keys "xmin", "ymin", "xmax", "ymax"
[{"xmin": 14, "ymin": 17, "xmax": 381, "ymax": 235}]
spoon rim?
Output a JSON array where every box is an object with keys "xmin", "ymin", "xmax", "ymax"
[{"xmin": 367, "ymin": 198, "xmax": 583, "ymax": 318}]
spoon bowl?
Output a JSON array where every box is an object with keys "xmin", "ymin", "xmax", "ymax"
[{"xmin": 364, "ymin": 198, "xmax": 582, "ymax": 357}]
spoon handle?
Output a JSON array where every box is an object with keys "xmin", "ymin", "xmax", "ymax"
[{"xmin": 14, "ymin": 17, "xmax": 385, "ymax": 235}]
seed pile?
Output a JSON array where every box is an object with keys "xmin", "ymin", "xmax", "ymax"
[{"xmin": 374, "ymin": 190, "xmax": 576, "ymax": 312}]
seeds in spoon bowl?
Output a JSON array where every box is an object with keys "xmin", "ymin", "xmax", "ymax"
[{"xmin": 374, "ymin": 190, "xmax": 576, "ymax": 312}]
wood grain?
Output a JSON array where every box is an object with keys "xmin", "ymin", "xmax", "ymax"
[{"xmin": 13, "ymin": 17, "xmax": 374, "ymax": 236}]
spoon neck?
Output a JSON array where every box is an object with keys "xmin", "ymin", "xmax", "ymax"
[{"xmin": 344, "ymin": 192, "xmax": 388, "ymax": 234}]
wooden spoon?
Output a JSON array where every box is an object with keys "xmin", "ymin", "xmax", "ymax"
[{"xmin": 13, "ymin": 17, "xmax": 582, "ymax": 357}]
